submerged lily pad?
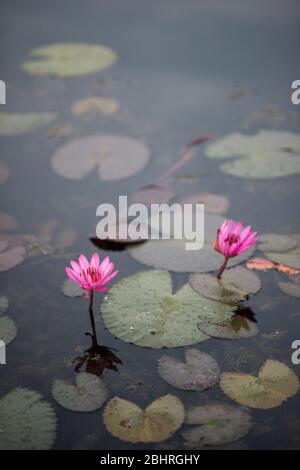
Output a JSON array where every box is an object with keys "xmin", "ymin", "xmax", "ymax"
[
  {"xmin": 197, "ymin": 312, "xmax": 258, "ymax": 340},
  {"xmin": 22, "ymin": 43, "xmax": 117, "ymax": 77},
  {"xmin": 220, "ymin": 360, "xmax": 299, "ymax": 409},
  {"xmin": 128, "ymin": 214, "xmax": 255, "ymax": 273},
  {"xmin": 264, "ymin": 245, "xmax": 300, "ymax": 269},
  {"xmin": 0, "ymin": 316, "xmax": 17, "ymax": 344},
  {"xmin": 51, "ymin": 135, "xmax": 150, "ymax": 181},
  {"xmin": 71, "ymin": 96, "xmax": 119, "ymax": 116},
  {"xmin": 130, "ymin": 184, "xmax": 176, "ymax": 206},
  {"xmin": 0, "ymin": 236, "xmax": 26, "ymax": 272},
  {"xmin": 0, "ymin": 212, "xmax": 18, "ymax": 231},
  {"xmin": 180, "ymin": 193, "xmax": 230, "ymax": 214},
  {"xmin": 189, "ymin": 266, "xmax": 261, "ymax": 303},
  {"xmin": 183, "ymin": 403, "xmax": 253, "ymax": 448},
  {"xmin": 101, "ymin": 270, "xmax": 233, "ymax": 348},
  {"xmin": 158, "ymin": 349, "xmax": 220, "ymax": 391},
  {"xmin": 278, "ymin": 276, "xmax": 300, "ymax": 298},
  {"xmin": 52, "ymin": 372, "xmax": 108, "ymax": 412},
  {"xmin": 0, "ymin": 388, "xmax": 57, "ymax": 449},
  {"xmin": 0, "ymin": 296, "xmax": 9, "ymax": 314},
  {"xmin": 205, "ymin": 131, "xmax": 300, "ymax": 179},
  {"xmin": 0, "ymin": 112, "xmax": 57, "ymax": 136},
  {"xmin": 103, "ymin": 395, "xmax": 184, "ymax": 443},
  {"xmin": 62, "ymin": 279, "xmax": 84, "ymax": 297},
  {"xmin": 258, "ymin": 234, "xmax": 297, "ymax": 253},
  {"xmin": 0, "ymin": 161, "xmax": 10, "ymax": 184}
]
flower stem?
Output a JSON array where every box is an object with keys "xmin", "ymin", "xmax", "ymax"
[
  {"xmin": 88, "ymin": 290, "xmax": 97, "ymax": 347},
  {"xmin": 217, "ymin": 256, "xmax": 229, "ymax": 279}
]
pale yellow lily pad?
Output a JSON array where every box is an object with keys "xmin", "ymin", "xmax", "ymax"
[
  {"xmin": 103, "ymin": 395, "xmax": 184, "ymax": 443},
  {"xmin": 220, "ymin": 360, "xmax": 299, "ymax": 409},
  {"xmin": 0, "ymin": 112, "xmax": 57, "ymax": 136},
  {"xmin": 71, "ymin": 97, "xmax": 119, "ymax": 116}
]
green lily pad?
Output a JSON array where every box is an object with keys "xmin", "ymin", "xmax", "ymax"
[
  {"xmin": 220, "ymin": 360, "xmax": 299, "ymax": 409},
  {"xmin": 265, "ymin": 245, "xmax": 300, "ymax": 269},
  {"xmin": 197, "ymin": 312, "xmax": 258, "ymax": 340},
  {"xmin": 0, "ymin": 112, "xmax": 57, "ymax": 136},
  {"xmin": 189, "ymin": 266, "xmax": 261, "ymax": 303},
  {"xmin": 158, "ymin": 349, "xmax": 220, "ymax": 391},
  {"xmin": 52, "ymin": 372, "xmax": 108, "ymax": 412},
  {"xmin": 101, "ymin": 270, "xmax": 234, "ymax": 348},
  {"xmin": 21, "ymin": 43, "xmax": 117, "ymax": 77},
  {"xmin": 205, "ymin": 131, "xmax": 300, "ymax": 179},
  {"xmin": 128, "ymin": 214, "xmax": 255, "ymax": 273},
  {"xmin": 258, "ymin": 234, "xmax": 297, "ymax": 253},
  {"xmin": 0, "ymin": 388, "xmax": 57, "ymax": 449},
  {"xmin": 278, "ymin": 276, "xmax": 300, "ymax": 298},
  {"xmin": 0, "ymin": 296, "xmax": 9, "ymax": 315},
  {"xmin": 0, "ymin": 316, "xmax": 17, "ymax": 344},
  {"xmin": 51, "ymin": 134, "xmax": 150, "ymax": 181},
  {"xmin": 183, "ymin": 403, "xmax": 253, "ymax": 448},
  {"xmin": 103, "ymin": 395, "xmax": 184, "ymax": 443},
  {"xmin": 62, "ymin": 279, "xmax": 84, "ymax": 297}
]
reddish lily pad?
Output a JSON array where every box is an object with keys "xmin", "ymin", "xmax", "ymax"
[
  {"xmin": 0, "ymin": 213, "xmax": 18, "ymax": 231},
  {"xmin": 180, "ymin": 193, "xmax": 230, "ymax": 214},
  {"xmin": 0, "ymin": 236, "xmax": 26, "ymax": 272},
  {"xmin": 158, "ymin": 349, "xmax": 220, "ymax": 391},
  {"xmin": 130, "ymin": 184, "xmax": 176, "ymax": 206},
  {"xmin": 51, "ymin": 135, "xmax": 150, "ymax": 181},
  {"xmin": 0, "ymin": 161, "xmax": 10, "ymax": 185}
]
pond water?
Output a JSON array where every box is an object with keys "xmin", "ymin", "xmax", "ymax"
[{"xmin": 0, "ymin": 0, "xmax": 300, "ymax": 450}]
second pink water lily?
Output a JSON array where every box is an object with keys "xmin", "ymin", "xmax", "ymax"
[{"xmin": 65, "ymin": 253, "xmax": 118, "ymax": 297}]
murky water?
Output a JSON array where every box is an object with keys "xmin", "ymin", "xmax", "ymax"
[{"xmin": 0, "ymin": 0, "xmax": 300, "ymax": 450}]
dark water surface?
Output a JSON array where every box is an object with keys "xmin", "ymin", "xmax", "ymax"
[{"xmin": 0, "ymin": 0, "xmax": 300, "ymax": 450}]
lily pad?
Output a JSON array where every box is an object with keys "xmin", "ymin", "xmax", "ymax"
[
  {"xmin": 220, "ymin": 360, "xmax": 299, "ymax": 409},
  {"xmin": 183, "ymin": 403, "xmax": 253, "ymax": 448},
  {"xmin": 197, "ymin": 311, "xmax": 258, "ymax": 340},
  {"xmin": 52, "ymin": 372, "xmax": 108, "ymax": 412},
  {"xmin": 0, "ymin": 316, "xmax": 17, "ymax": 344},
  {"xmin": 0, "ymin": 296, "xmax": 9, "ymax": 315},
  {"xmin": 21, "ymin": 43, "xmax": 117, "ymax": 77},
  {"xmin": 62, "ymin": 279, "xmax": 84, "ymax": 297},
  {"xmin": 0, "ymin": 388, "xmax": 57, "ymax": 449},
  {"xmin": 158, "ymin": 349, "xmax": 220, "ymax": 391},
  {"xmin": 0, "ymin": 236, "xmax": 26, "ymax": 272},
  {"xmin": 180, "ymin": 193, "xmax": 230, "ymax": 214},
  {"xmin": 189, "ymin": 266, "xmax": 261, "ymax": 303},
  {"xmin": 0, "ymin": 161, "xmax": 10, "ymax": 184},
  {"xmin": 0, "ymin": 112, "xmax": 57, "ymax": 136},
  {"xmin": 71, "ymin": 96, "xmax": 119, "ymax": 116},
  {"xmin": 205, "ymin": 131, "xmax": 300, "ymax": 179},
  {"xmin": 103, "ymin": 395, "xmax": 184, "ymax": 443},
  {"xmin": 264, "ymin": 245, "xmax": 300, "ymax": 269},
  {"xmin": 278, "ymin": 276, "xmax": 300, "ymax": 298},
  {"xmin": 130, "ymin": 184, "xmax": 176, "ymax": 206},
  {"xmin": 128, "ymin": 214, "xmax": 255, "ymax": 273},
  {"xmin": 51, "ymin": 135, "xmax": 150, "ymax": 181},
  {"xmin": 48, "ymin": 123, "xmax": 72, "ymax": 140},
  {"xmin": 246, "ymin": 257, "xmax": 275, "ymax": 271},
  {"xmin": 0, "ymin": 212, "xmax": 18, "ymax": 231},
  {"xmin": 101, "ymin": 270, "xmax": 234, "ymax": 348},
  {"xmin": 258, "ymin": 234, "xmax": 297, "ymax": 253}
]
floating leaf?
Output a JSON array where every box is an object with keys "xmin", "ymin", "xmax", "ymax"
[
  {"xmin": 71, "ymin": 96, "xmax": 119, "ymax": 116},
  {"xmin": 158, "ymin": 349, "xmax": 220, "ymax": 391},
  {"xmin": 22, "ymin": 43, "xmax": 117, "ymax": 77},
  {"xmin": 52, "ymin": 372, "xmax": 108, "ymax": 412},
  {"xmin": 0, "ymin": 316, "xmax": 17, "ymax": 344},
  {"xmin": 265, "ymin": 245, "xmax": 300, "ymax": 269},
  {"xmin": 128, "ymin": 214, "xmax": 255, "ymax": 273},
  {"xmin": 62, "ymin": 279, "xmax": 84, "ymax": 297},
  {"xmin": 103, "ymin": 395, "xmax": 184, "ymax": 443},
  {"xmin": 48, "ymin": 123, "xmax": 72, "ymax": 139},
  {"xmin": 101, "ymin": 270, "xmax": 233, "ymax": 348},
  {"xmin": 258, "ymin": 234, "xmax": 297, "ymax": 253},
  {"xmin": 276, "ymin": 264, "xmax": 299, "ymax": 275},
  {"xmin": 180, "ymin": 193, "xmax": 230, "ymax": 214},
  {"xmin": 0, "ymin": 112, "xmax": 57, "ymax": 136},
  {"xmin": 0, "ymin": 212, "xmax": 18, "ymax": 231},
  {"xmin": 197, "ymin": 311, "xmax": 258, "ymax": 340},
  {"xmin": 183, "ymin": 403, "xmax": 253, "ymax": 448},
  {"xmin": 51, "ymin": 135, "xmax": 150, "ymax": 181},
  {"xmin": 0, "ymin": 161, "xmax": 10, "ymax": 184},
  {"xmin": 0, "ymin": 296, "xmax": 9, "ymax": 315},
  {"xmin": 130, "ymin": 184, "xmax": 176, "ymax": 206},
  {"xmin": 246, "ymin": 257, "xmax": 275, "ymax": 271},
  {"xmin": 220, "ymin": 360, "xmax": 299, "ymax": 409},
  {"xmin": 0, "ymin": 388, "xmax": 57, "ymax": 449},
  {"xmin": 205, "ymin": 131, "xmax": 300, "ymax": 179},
  {"xmin": 190, "ymin": 266, "xmax": 261, "ymax": 303},
  {"xmin": 278, "ymin": 276, "xmax": 300, "ymax": 298},
  {"xmin": 19, "ymin": 234, "xmax": 54, "ymax": 257},
  {"xmin": 0, "ymin": 236, "xmax": 26, "ymax": 272}
]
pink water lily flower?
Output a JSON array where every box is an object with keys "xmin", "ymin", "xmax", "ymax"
[
  {"xmin": 65, "ymin": 253, "xmax": 118, "ymax": 297},
  {"xmin": 214, "ymin": 219, "xmax": 257, "ymax": 279}
]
